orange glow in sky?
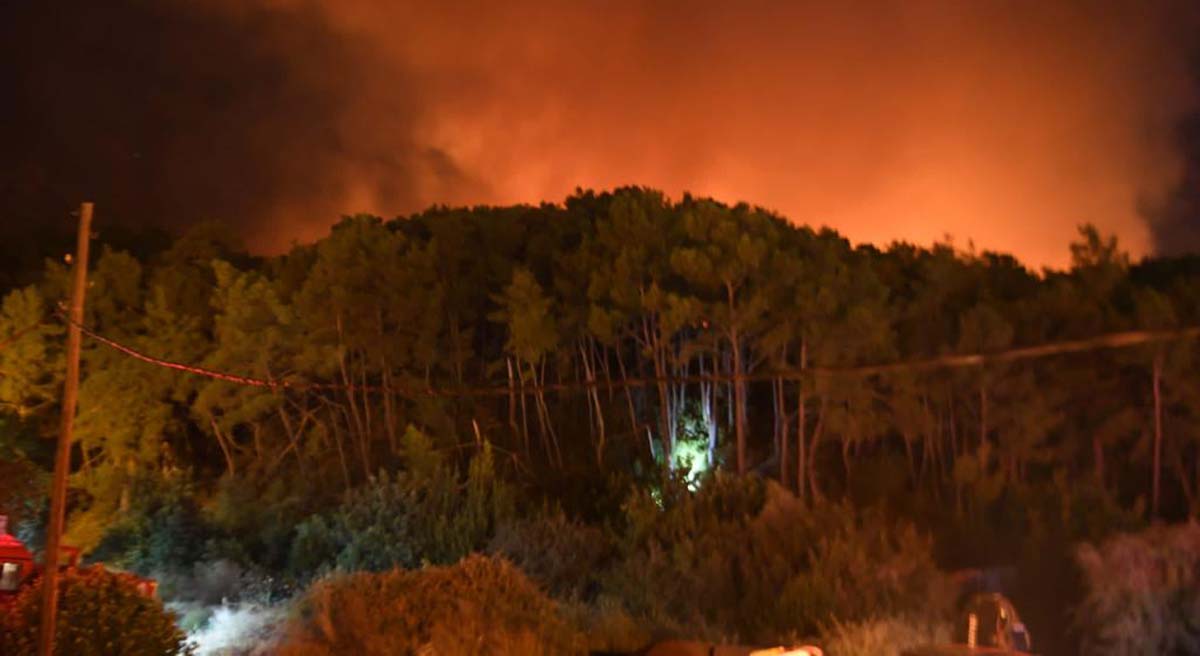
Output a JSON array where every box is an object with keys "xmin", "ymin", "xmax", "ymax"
[{"xmin": 235, "ymin": 1, "xmax": 1198, "ymax": 270}]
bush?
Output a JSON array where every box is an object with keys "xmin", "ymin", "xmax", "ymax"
[
  {"xmin": 0, "ymin": 453, "xmax": 47, "ymax": 543},
  {"xmin": 276, "ymin": 554, "xmax": 584, "ymax": 656},
  {"xmin": 204, "ymin": 474, "xmax": 312, "ymax": 575},
  {"xmin": 562, "ymin": 597, "xmax": 652, "ymax": 654},
  {"xmin": 155, "ymin": 558, "xmax": 279, "ymax": 607},
  {"xmin": 89, "ymin": 472, "xmax": 213, "ymax": 577},
  {"xmin": 601, "ymin": 474, "xmax": 954, "ymax": 643},
  {"xmin": 1074, "ymin": 521, "xmax": 1200, "ymax": 655},
  {"xmin": 819, "ymin": 616, "xmax": 950, "ymax": 656},
  {"xmin": 0, "ymin": 565, "xmax": 192, "ymax": 655},
  {"xmin": 489, "ymin": 509, "xmax": 612, "ymax": 600},
  {"xmin": 287, "ymin": 428, "xmax": 513, "ymax": 579}
]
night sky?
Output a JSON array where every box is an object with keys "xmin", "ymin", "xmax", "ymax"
[{"xmin": 3, "ymin": 0, "xmax": 1199, "ymax": 267}]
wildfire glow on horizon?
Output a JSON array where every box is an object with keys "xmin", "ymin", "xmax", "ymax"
[{"xmin": 2, "ymin": 1, "xmax": 1199, "ymax": 268}]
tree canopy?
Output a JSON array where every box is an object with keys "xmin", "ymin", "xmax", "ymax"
[{"xmin": 2, "ymin": 187, "xmax": 1199, "ymax": 552}]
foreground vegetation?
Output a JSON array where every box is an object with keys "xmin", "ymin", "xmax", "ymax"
[
  {"xmin": 0, "ymin": 566, "xmax": 190, "ymax": 655},
  {"xmin": 2, "ymin": 187, "xmax": 1199, "ymax": 651}
]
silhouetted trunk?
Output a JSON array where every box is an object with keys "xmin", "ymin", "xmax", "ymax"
[
  {"xmin": 1171, "ymin": 451, "xmax": 1193, "ymax": 511},
  {"xmin": 807, "ymin": 395, "xmax": 827, "ymax": 500},
  {"xmin": 796, "ymin": 339, "xmax": 807, "ymax": 499},
  {"xmin": 1152, "ymin": 353, "xmax": 1163, "ymax": 518},
  {"xmin": 642, "ymin": 314, "xmax": 674, "ymax": 468},
  {"xmin": 700, "ymin": 352, "xmax": 718, "ymax": 468},
  {"xmin": 979, "ymin": 384, "xmax": 988, "ymax": 451},
  {"xmin": 514, "ymin": 357, "xmax": 531, "ymax": 457},
  {"xmin": 615, "ymin": 348, "xmax": 644, "ymax": 457},
  {"xmin": 580, "ymin": 340, "xmax": 606, "ymax": 466},
  {"xmin": 776, "ymin": 376, "xmax": 789, "ymax": 488},
  {"xmin": 729, "ymin": 328, "xmax": 747, "ymax": 475}
]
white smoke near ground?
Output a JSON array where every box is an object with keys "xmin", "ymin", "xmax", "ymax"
[{"xmin": 176, "ymin": 600, "xmax": 287, "ymax": 656}]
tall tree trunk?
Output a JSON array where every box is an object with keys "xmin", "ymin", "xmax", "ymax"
[
  {"xmin": 515, "ymin": 357, "xmax": 532, "ymax": 457},
  {"xmin": 381, "ymin": 362, "xmax": 399, "ymax": 456},
  {"xmin": 597, "ymin": 342, "xmax": 613, "ymax": 401},
  {"xmin": 450, "ymin": 316, "xmax": 464, "ymax": 385},
  {"xmin": 674, "ymin": 358, "xmax": 688, "ymax": 460},
  {"xmin": 771, "ymin": 378, "xmax": 780, "ymax": 466},
  {"xmin": 327, "ymin": 410, "xmax": 352, "ymax": 491},
  {"xmin": 1171, "ymin": 451, "xmax": 1193, "ymax": 512},
  {"xmin": 360, "ymin": 361, "xmax": 373, "ymax": 454},
  {"xmin": 119, "ymin": 456, "xmax": 135, "ymax": 513},
  {"xmin": 335, "ymin": 316, "xmax": 370, "ymax": 477},
  {"xmin": 919, "ymin": 393, "xmax": 933, "ymax": 485},
  {"xmin": 950, "ymin": 395, "xmax": 962, "ymax": 518},
  {"xmin": 580, "ymin": 341, "xmax": 606, "ymax": 466},
  {"xmin": 1152, "ymin": 353, "xmax": 1163, "ymax": 518},
  {"xmin": 506, "ymin": 357, "xmax": 522, "ymax": 450},
  {"xmin": 777, "ymin": 376, "xmax": 789, "ymax": 488},
  {"xmin": 929, "ymin": 398, "xmax": 943, "ymax": 503},
  {"xmin": 1093, "ymin": 436, "xmax": 1105, "ymax": 486},
  {"xmin": 807, "ymin": 395, "xmax": 826, "ymax": 500},
  {"xmin": 533, "ymin": 359, "xmax": 562, "ymax": 468},
  {"xmin": 773, "ymin": 342, "xmax": 789, "ymax": 484},
  {"xmin": 615, "ymin": 348, "xmax": 644, "ymax": 457},
  {"xmin": 731, "ymin": 328, "xmax": 747, "ymax": 475},
  {"xmin": 375, "ymin": 311, "xmax": 399, "ymax": 456},
  {"xmin": 726, "ymin": 350, "xmax": 735, "ymax": 429},
  {"xmin": 796, "ymin": 338, "xmax": 807, "ymax": 500},
  {"xmin": 700, "ymin": 351, "xmax": 718, "ymax": 468},
  {"xmin": 274, "ymin": 404, "xmax": 310, "ymax": 475},
  {"xmin": 209, "ymin": 415, "xmax": 236, "ymax": 476},
  {"xmin": 979, "ymin": 384, "xmax": 988, "ymax": 451},
  {"xmin": 645, "ymin": 317, "xmax": 674, "ymax": 469}
]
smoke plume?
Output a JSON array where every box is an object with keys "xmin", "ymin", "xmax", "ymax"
[{"xmin": 3, "ymin": 1, "xmax": 1198, "ymax": 267}]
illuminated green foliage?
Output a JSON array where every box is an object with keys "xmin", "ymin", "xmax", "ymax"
[
  {"xmin": 3, "ymin": 191, "xmax": 1200, "ymax": 651},
  {"xmin": 287, "ymin": 427, "xmax": 513, "ymax": 579},
  {"xmin": 0, "ymin": 566, "xmax": 192, "ymax": 655}
]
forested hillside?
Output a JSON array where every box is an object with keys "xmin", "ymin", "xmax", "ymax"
[{"xmin": 2, "ymin": 187, "xmax": 1198, "ymax": 650}]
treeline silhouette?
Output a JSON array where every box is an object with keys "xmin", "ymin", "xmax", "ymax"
[
  {"xmin": 13, "ymin": 189, "xmax": 1199, "ymax": 511},
  {"xmin": 4, "ymin": 187, "xmax": 1199, "ymax": 650}
]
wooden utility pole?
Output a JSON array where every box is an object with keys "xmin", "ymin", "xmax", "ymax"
[{"xmin": 38, "ymin": 202, "xmax": 92, "ymax": 656}]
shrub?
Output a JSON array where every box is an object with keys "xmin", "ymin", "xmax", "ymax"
[
  {"xmin": 0, "ymin": 565, "xmax": 192, "ymax": 655},
  {"xmin": 602, "ymin": 474, "xmax": 954, "ymax": 643},
  {"xmin": 156, "ymin": 558, "xmax": 279, "ymax": 607},
  {"xmin": 276, "ymin": 554, "xmax": 585, "ymax": 656},
  {"xmin": 0, "ymin": 453, "xmax": 47, "ymax": 542},
  {"xmin": 204, "ymin": 474, "xmax": 312, "ymax": 575},
  {"xmin": 819, "ymin": 616, "xmax": 950, "ymax": 656},
  {"xmin": 287, "ymin": 428, "xmax": 513, "ymax": 579},
  {"xmin": 1074, "ymin": 521, "xmax": 1200, "ymax": 655},
  {"xmin": 89, "ymin": 472, "xmax": 213, "ymax": 577},
  {"xmin": 562, "ymin": 597, "xmax": 652, "ymax": 654},
  {"xmin": 489, "ymin": 509, "xmax": 612, "ymax": 600}
]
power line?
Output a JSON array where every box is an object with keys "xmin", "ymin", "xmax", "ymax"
[{"xmin": 54, "ymin": 309, "xmax": 1200, "ymax": 398}]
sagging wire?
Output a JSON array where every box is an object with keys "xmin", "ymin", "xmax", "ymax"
[{"xmin": 50, "ymin": 306, "xmax": 1200, "ymax": 398}]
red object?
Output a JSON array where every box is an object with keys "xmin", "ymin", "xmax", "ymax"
[{"xmin": 0, "ymin": 515, "xmax": 34, "ymax": 594}]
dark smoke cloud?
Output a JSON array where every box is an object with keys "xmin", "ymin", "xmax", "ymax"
[
  {"xmin": 3, "ymin": 1, "xmax": 1198, "ymax": 267},
  {"xmin": 0, "ymin": 0, "xmax": 482, "ymax": 249},
  {"xmin": 1145, "ymin": 52, "xmax": 1200, "ymax": 257}
]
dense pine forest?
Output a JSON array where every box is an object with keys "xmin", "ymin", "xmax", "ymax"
[{"xmin": 3, "ymin": 187, "xmax": 1200, "ymax": 653}]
